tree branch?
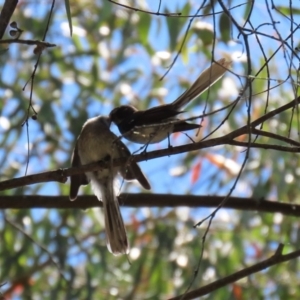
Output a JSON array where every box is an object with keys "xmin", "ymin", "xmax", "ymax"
[
  {"xmin": 0, "ymin": 194, "xmax": 300, "ymax": 217},
  {"xmin": 0, "ymin": 0, "xmax": 18, "ymax": 39},
  {"xmin": 0, "ymin": 96, "xmax": 299, "ymax": 192},
  {"xmin": 0, "ymin": 38, "xmax": 56, "ymax": 47},
  {"xmin": 169, "ymin": 243, "xmax": 300, "ymax": 300}
]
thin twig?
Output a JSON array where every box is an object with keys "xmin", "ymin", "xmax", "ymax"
[
  {"xmin": 0, "ymin": 39, "xmax": 56, "ymax": 47},
  {"xmin": 108, "ymin": 0, "xmax": 248, "ymax": 18},
  {"xmin": 5, "ymin": 217, "xmax": 67, "ymax": 281},
  {"xmin": 22, "ymin": 0, "xmax": 56, "ymax": 178}
]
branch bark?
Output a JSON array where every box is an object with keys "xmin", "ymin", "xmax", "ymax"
[
  {"xmin": 0, "ymin": 96, "xmax": 299, "ymax": 192},
  {"xmin": 168, "ymin": 244, "xmax": 300, "ymax": 300},
  {"xmin": 0, "ymin": 0, "xmax": 18, "ymax": 39},
  {"xmin": 0, "ymin": 194, "xmax": 300, "ymax": 217},
  {"xmin": 0, "ymin": 38, "xmax": 56, "ymax": 47}
]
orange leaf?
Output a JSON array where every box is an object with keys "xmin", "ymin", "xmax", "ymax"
[
  {"xmin": 232, "ymin": 283, "xmax": 243, "ymax": 300},
  {"xmin": 205, "ymin": 153, "xmax": 240, "ymax": 175},
  {"xmin": 191, "ymin": 160, "xmax": 202, "ymax": 184}
]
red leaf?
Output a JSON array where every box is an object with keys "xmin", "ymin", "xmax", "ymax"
[
  {"xmin": 172, "ymin": 131, "xmax": 181, "ymax": 140},
  {"xmin": 232, "ymin": 283, "xmax": 243, "ymax": 300},
  {"xmin": 191, "ymin": 160, "xmax": 202, "ymax": 184}
]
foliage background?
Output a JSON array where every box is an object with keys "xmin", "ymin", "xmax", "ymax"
[{"xmin": 1, "ymin": 0, "xmax": 300, "ymax": 299}]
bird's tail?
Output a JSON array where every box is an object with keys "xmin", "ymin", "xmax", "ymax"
[
  {"xmin": 172, "ymin": 58, "xmax": 231, "ymax": 109},
  {"xmin": 91, "ymin": 175, "xmax": 129, "ymax": 255}
]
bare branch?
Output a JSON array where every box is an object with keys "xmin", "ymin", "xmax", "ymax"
[
  {"xmin": 0, "ymin": 96, "xmax": 299, "ymax": 191},
  {"xmin": 108, "ymin": 0, "xmax": 248, "ymax": 18},
  {"xmin": 108, "ymin": 0, "xmax": 182, "ymax": 17},
  {"xmin": 0, "ymin": 0, "xmax": 18, "ymax": 39},
  {"xmin": 169, "ymin": 243, "xmax": 300, "ymax": 300},
  {"xmin": 0, "ymin": 194, "xmax": 300, "ymax": 217},
  {"xmin": 250, "ymin": 128, "xmax": 300, "ymax": 146},
  {"xmin": 0, "ymin": 38, "xmax": 56, "ymax": 47}
]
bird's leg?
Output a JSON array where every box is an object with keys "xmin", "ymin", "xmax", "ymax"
[{"xmin": 167, "ymin": 133, "xmax": 172, "ymax": 148}]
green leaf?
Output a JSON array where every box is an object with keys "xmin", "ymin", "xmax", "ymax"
[
  {"xmin": 194, "ymin": 25, "xmax": 214, "ymax": 46},
  {"xmin": 64, "ymin": 0, "xmax": 73, "ymax": 36},
  {"xmin": 165, "ymin": 3, "xmax": 190, "ymax": 51},
  {"xmin": 276, "ymin": 5, "xmax": 300, "ymax": 15},
  {"xmin": 137, "ymin": 12, "xmax": 151, "ymax": 45},
  {"xmin": 219, "ymin": 12, "xmax": 231, "ymax": 43}
]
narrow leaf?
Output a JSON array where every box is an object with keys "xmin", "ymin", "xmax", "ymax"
[{"xmin": 64, "ymin": 0, "xmax": 73, "ymax": 36}]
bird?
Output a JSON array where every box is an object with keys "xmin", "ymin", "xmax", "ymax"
[
  {"xmin": 69, "ymin": 115, "xmax": 151, "ymax": 255},
  {"xmin": 109, "ymin": 58, "xmax": 231, "ymax": 145}
]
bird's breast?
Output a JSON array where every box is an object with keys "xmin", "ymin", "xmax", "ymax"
[{"xmin": 125, "ymin": 123, "xmax": 175, "ymax": 144}]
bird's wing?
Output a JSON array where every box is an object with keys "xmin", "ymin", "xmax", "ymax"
[{"xmin": 69, "ymin": 142, "xmax": 90, "ymax": 201}]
